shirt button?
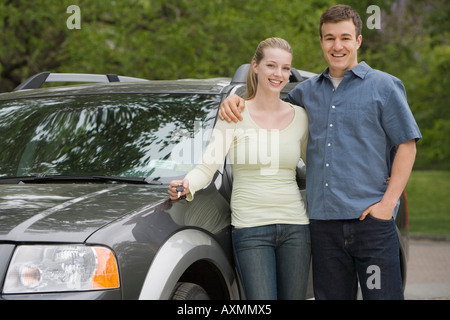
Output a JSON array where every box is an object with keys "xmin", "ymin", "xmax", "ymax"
[
  {"xmin": 326, "ymin": 163, "xmax": 330, "ymax": 167},
  {"xmin": 325, "ymin": 183, "xmax": 329, "ymax": 187},
  {"xmin": 328, "ymin": 143, "xmax": 332, "ymax": 147},
  {"xmin": 329, "ymin": 124, "xmax": 333, "ymax": 127},
  {"xmin": 332, "ymin": 105, "xmax": 336, "ymax": 109}
]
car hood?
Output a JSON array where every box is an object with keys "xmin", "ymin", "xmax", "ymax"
[{"xmin": 0, "ymin": 184, "xmax": 169, "ymax": 243}]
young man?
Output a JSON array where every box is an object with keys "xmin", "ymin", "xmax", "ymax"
[{"xmin": 218, "ymin": 5, "xmax": 421, "ymax": 299}]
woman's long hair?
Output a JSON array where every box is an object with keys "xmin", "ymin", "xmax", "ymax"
[{"xmin": 244, "ymin": 37, "xmax": 293, "ymax": 100}]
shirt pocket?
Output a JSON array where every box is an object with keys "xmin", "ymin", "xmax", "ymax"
[{"xmin": 342, "ymin": 103, "xmax": 380, "ymax": 138}]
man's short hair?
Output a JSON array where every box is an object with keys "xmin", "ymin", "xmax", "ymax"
[{"xmin": 320, "ymin": 5, "xmax": 363, "ymax": 38}]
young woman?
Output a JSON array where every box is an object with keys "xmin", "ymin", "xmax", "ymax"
[{"xmin": 168, "ymin": 38, "xmax": 310, "ymax": 300}]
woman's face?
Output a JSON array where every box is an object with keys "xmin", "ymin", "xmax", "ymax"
[{"xmin": 252, "ymin": 47, "xmax": 292, "ymax": 94}]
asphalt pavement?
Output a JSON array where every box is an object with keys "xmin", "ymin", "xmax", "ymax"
[{"xmin": 404, "ymin": 237, "xmax": 450, "ymax": 300}]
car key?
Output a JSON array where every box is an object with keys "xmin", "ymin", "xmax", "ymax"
[{"xmin": 176, "ymin": 185, "xmax": 184, "ymax": 198}]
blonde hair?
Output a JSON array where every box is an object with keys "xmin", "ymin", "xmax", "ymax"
[{"xmin": 244, "ymin": 37, "xmax": 293, "ymax": 100}]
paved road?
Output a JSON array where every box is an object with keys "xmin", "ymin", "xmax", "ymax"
[{"xmin": 404, "ymin": 239, "xmax": 450, "ymax": 300}]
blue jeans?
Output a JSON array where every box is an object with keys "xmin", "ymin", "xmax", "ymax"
[
  {"xmin": 232, "ymin": 224, "xmax": 310, "ymax": 300},
  {"xmin": 310, "ymin": 216, "xmax": 404, "ymax": 300}
]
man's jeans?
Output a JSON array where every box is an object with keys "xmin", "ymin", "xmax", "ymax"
[
  {"xmin": 310, "ymin": 216, "xmax": 404, "ymax": 300},
  {"xmin": 232, "ymin": 224, "xmax": 310, "ymax": 300}
]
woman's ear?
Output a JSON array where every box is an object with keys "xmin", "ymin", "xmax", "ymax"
[{"xmin": 251, "ymin": 60, "xmax": 258, "ymax": 74}]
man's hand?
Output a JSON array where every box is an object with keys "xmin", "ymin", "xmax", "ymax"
[
  {"xmin": 218, "ymin": 94, "xmax": 245, "ymax": 122},
  {"xmin": 360, "ymin": 139, "xmax": 417, "ymax": 221},
  {"xmin": 360, "ymin": 200, "xmax": 396, "ymax": 221}
]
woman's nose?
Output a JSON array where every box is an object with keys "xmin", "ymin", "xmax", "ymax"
[{"xmin": 273, "ymin": 67, "xmax": 282, "ymax": 76}]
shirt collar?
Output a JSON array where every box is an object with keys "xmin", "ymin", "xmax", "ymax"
[{"xmin": 319, "ymin": 61, "xmax": 371, "ymax": 80}]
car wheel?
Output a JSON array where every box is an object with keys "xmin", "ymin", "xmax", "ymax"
[{"xmin": 170, "ymin": 282, "xmax": 210, "ymax": 300}]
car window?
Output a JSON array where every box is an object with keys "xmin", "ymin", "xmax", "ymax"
[{"xmin": 0, "ymin": 93, "xmax": 220, "ymax": 183}]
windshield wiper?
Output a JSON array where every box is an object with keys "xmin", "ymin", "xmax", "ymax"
[
  {"xmin": 0, "ymin": 175, "xmax": 163, "ymax": 185},
  {"xmin": 93, "ymin": 176, "xmax": 163, "ymax": 185}
]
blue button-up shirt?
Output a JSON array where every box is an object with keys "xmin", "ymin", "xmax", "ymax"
[{"xmin": 286, "ymin": 62, "xmax": 422, "ymax": 220}]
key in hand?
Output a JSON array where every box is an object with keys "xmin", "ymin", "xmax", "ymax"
[{"xmin": 176, "ymin": 185, "xmax": 184, "ymax": 199}]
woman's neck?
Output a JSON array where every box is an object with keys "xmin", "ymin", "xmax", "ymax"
[{"xmin": 251, "ymin": 91, "xmax": 282, "ymax": 111}]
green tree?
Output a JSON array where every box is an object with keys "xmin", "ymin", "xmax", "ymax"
[
  {"xmin": 0, "ymin": 0, "xmax": 334, "ymax": 91},
  {"xmin": 358, "ymin": 0, "xmax": 450, "ymax": 169},
  {"xmin": 1, "ymin": 0, "xmax": 447, "ymax": 168}
]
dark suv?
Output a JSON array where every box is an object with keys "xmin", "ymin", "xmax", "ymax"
[{"xmin": 0, "ymin": 66, "xmax": 408, "ymax": 300}]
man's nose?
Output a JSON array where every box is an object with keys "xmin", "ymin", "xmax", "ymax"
[{"xmin": 333, "ymin": 39, "xmax": 343, "ymax": 50}]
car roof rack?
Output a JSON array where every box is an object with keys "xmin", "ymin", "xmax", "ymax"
[
  {"xmin": 231, "ymin": 64, "xmax": 313, "ymax": 84},
  {"xmin": 14, "ymin": 72, "xmax": 149, "ymax": 91}
]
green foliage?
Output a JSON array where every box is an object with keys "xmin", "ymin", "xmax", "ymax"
[
  {"xmin": 357, "ymin": 0, "xmax": 450, "ymax": 169},
  {"xmin": 0, "ymin": 0, "xmax": 332, "ymax": 86},
  {"xmin": 0, "ymin": 0, "xmax": 447, "ymax": 168}
]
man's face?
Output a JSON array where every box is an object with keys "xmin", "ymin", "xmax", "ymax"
[{"xmin": 320, "ymin": 19, "xmax": 362, "ymax": 78}]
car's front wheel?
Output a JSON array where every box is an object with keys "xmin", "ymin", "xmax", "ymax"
[{"xmin": 170, "ymin": 282, "xmax": 210, "ymax": 300}]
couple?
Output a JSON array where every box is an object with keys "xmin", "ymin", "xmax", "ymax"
[{"xmin": 168, "ymin": 5, "xmax": 421, "ymax": 300}]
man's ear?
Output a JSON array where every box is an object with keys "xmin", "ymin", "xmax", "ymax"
[{"xmin": 356, "ymin": 34, "xmax": 363, "ymax": 50}]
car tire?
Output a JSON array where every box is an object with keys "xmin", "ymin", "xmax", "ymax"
[{"xmin": 170, "ymin": 282, "xmax": 210, "ymax": 300}]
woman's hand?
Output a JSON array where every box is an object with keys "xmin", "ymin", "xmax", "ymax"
[{"xmin": 168, "ymin": 179, "xmax": 190, "ymax": 200}]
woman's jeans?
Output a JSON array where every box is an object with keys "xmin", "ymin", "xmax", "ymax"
[
  {"xmin": 310, "ymin": 216, "xmax": 404, "ymax": 300},
  {"xmin": 232, "ymin": 224, "xmax": 310, "ymax": 300}
]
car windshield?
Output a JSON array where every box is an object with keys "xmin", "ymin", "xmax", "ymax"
[{"xmin": 0, "ymin": 93, "xmax": 220, "ymax": 183}]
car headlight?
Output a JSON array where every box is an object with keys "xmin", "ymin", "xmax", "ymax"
[{"xmin": 3, "ymin": 245, "xmax": 119, "ymax": 294}]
